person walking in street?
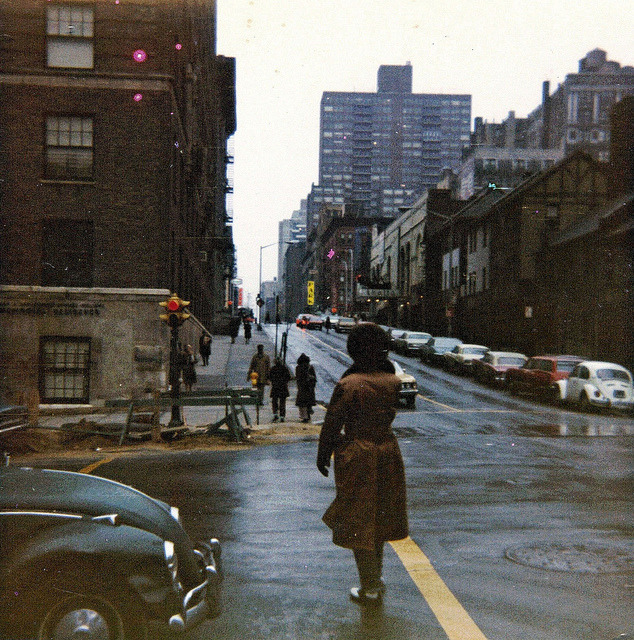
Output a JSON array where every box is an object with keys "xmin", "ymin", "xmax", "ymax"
[
  {"xmin": 199, "ymin": 333, "xmax": 212, "ymax": 366},
  {"xmin": 317, "ymin": 323, "xmax": 408, "ymax": 607},
  {"xmin": 243, "ymin": 318, "xmax": 252, "ymax": 344},
  {"xmin": 247, "ymin": 344, "xmax": 270, "ymax": 405},
  {"xmin": 269, "ymin": 357, "xmax": 292, "ymax": 422},
  {"xmin": 325, "ymin": 316, "xmax": 332, "ymax": 334},
  {"xmin": 295, "ymin": 353, "xmax": 317, "ymax": 423},
  {"xmin": 181, "ymin": 344, "xmax": 198, "ymax": 393}
]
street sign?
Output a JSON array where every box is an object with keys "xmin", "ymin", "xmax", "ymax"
[
  {"xmin": 307, "ymin": 280, "xmax": 314, "ymax": 306},
  {"xmin": 231, "ymin": 278, "xmax": 243, "ymax": 285}
]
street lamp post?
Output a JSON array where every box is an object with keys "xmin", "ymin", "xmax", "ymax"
[{"xmin": 258, "ymin": 242, "xmax": 277, "ymax": 328}]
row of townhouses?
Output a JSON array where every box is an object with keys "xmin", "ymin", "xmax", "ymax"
[{"xmin": 278, "ymin": 51, "xmax": 633, "ymax": 370}]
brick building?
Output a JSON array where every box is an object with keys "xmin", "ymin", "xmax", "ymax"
[{"xmin": 0, "ymin": 0, "xmax": 236, "ymax": 406}]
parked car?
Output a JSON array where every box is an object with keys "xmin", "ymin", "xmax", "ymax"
[
  {"xmin": 296, "ymin": 314, "xmax": 323, "ymax": 330},
  {"xmin": 443, "ymin": 344, "xmax": 489, "ymax": 374},
  {"xmin": 420, "ymin": 337, "xmax": 464, "ymax": 365},
  {"xmin": 393, "ymin": 331, "xmax": 432, "ymax": 356},
  {"xmin": 0, "ymin": 466, "xmax": 223, "ymax": 639},
  {"xmin": 556, "ymin": 361, "xmax": 634, "ymax": 412},
  {"xmin": 335, "ymin": 317, "xmax": 357, "ymax": 333},
  {"xmin": 473, "ymin": 351, "xmax": 528, "ymax": 386},
  {"xmin": 505, "ymin": 355, "xmax": 583, "ymax": 398},
  {"xmin": 392, "ymin": 359, "xmax": 418, "ymax": 408}
]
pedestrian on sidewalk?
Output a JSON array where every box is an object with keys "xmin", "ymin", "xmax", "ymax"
[
  {"xmin": 295, "ymin": 353, "xmax": 316, "ymax": 423},
  {"xmin": 269, "ymin": 357, "xmax": 291, "ymax": 422},
  {"xmin": 316, "ymin": 323, "xmax": 408, "ymax": 607},
  {"xmin": 199, "ymin": 333, "xmax": 212, "ymax": 366},
  {"xmin": 229, "ymin": 316, "xmax": 240, "ymax": 344},
  {"xmin": 247, "ymin": 344, "xmax": 270, "ymax": 405},
  {"xmin": 182, "ymin": 344, "xmax": 198, "ymax": 392},
  {"xmin": 243, "ymin": 318, "xmax": 252, "ymax": 344}
]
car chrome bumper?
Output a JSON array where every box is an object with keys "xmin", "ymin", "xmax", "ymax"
[{"xmin": 169, "ymin": 539, "xmax": 222, "ymax": 632}]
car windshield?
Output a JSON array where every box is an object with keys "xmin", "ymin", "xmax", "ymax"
[
  {"xmin": 596, "ymin": 368, "xmax": 631, "ymax": 382},
  {"xmin": 408, "ymin": 333, "xmax": 431, "ymax": 340},
  {"xmin": 434, "ymin": 339, "xmax": 459, "ymax": 347},
  {"xmin": 464, "ymin": 347, "xmax": 488, "ymax": 355},
  {"xmin": 498, "ymin": 357, "xmax": 526, "ymax": 366},
  {"xmin": 556, "ymin": 361, "xmax": 578, "ymax": 373},
  {"xmin": 391, "ymin": 361, "xmax": 404, "ymax": 375}
]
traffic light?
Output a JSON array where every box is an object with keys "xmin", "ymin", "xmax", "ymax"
[{"xmin": 159, "ymin": 294, "xmax": 191, "ymax": 327}]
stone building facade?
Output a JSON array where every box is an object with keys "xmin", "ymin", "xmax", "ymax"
[{"xmin": 0, "ymin": 0, "xmax": 235, "ymax": 407}]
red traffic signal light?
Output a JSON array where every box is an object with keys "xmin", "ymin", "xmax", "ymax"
[{"xmin": 159, "ymin": 294, "xmax": 191, "ymax": 326}]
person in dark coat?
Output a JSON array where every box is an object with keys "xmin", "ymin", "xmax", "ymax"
[
  {"xmin": 199, "ymin": 333, "xmax": 212, "ymax": 366},
  {"xmin": 243, "ymin": 319, "xmax": 252, "ymax": 344},
  {"xmin": 269, "ymin": 357, "xmax": 292, "ymax": 422},
  {"xmin": 247, "ymin": 344, "xmax": 271, "ymax": 405},
  {"xmin": 295, "ymin": 353, "xmax": 316, "ymax": 423},
  {"xmin": 324, "ymin": 316, "xmax": 332, "ymax": 333},
  {"xmin": 181, "ymin": 344, "xmax": 197, "ymax": 392},
  {"xmin": 317, "ymin": 323, "xmax": 408, "ymax": 606},
  {"xmin": 229, "ymin": 317, "xmax": 240, "ymax": 344}
]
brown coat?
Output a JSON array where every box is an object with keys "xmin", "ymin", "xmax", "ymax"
[{"xmin": 317, "ymin": 370, "xmax": 408, "ymax": 550}]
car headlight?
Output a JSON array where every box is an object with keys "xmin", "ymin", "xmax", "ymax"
[{"xmin": 164, "ymin": 540, "xmax": 179, "ymax": 584}]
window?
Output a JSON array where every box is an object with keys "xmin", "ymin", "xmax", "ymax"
[
  {"xmin": 42, "ymin": 219, "xmax": 94, "ymax": 286},
  {"xmin": 46, "ymin": 115, "xmax": 94, "ymax": 180},
  {"xmin": 47, "ymin": 4, "xmax": 94, "ymax": 69},
  {"xmin": 40, "ymin": 337, "xmax": 91, "ymax": 404}
]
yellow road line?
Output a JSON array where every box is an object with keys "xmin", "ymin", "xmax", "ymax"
[
  {"xmin": 418, "ymin": 395, "xmax": 461, "ymax": 412},
  {"xmin": 390, "ymin": 537, "xmax": 489, "ymax": 640},
  {"xmin": 79, "ymin": 456, "xmax": 115, "ymax": 474}
]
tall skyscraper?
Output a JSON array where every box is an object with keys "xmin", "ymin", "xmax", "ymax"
[{"xmin": 313, "ymin": 63, "xmax": 471, "ymax": 230}]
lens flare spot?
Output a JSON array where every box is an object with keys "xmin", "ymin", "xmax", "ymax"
[
  {"xmin": 133, "ymin": 49, "xmax": 147, "ymax": 63},
  {"xmin": 133, "ymin": 93, "xmax": 143, "ymax": 102}
]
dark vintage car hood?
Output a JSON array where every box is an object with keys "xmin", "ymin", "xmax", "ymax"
[{"xmin": 0, "ymin": 466, "xmax": 194, "ymax": 552}]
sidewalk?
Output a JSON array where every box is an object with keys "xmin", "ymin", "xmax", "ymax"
[{"xmin": 36, "ymin": 328, "xmax": 325, "ymax": 432}]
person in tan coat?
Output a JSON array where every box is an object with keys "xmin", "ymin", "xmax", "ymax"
[{"xmin": 317, "ymin": 323, "xmax": 408, "ymax": 606}]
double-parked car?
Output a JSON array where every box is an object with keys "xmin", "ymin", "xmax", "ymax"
[{"xmin": 0, "ymin": 466, "xmax": 223, "ymax": 639}]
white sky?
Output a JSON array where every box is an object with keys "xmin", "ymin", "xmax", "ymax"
[{"xmin": 217, "ymin": 0, "xmax": 633, "ymax": 302}]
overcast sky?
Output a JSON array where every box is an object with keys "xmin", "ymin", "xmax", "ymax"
[{"xmin": 217, "ymin": 0, "xmax": 633, "ymax": 303}]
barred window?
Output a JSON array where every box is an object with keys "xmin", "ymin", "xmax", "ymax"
[
  {"xmin": 40, "ymin": 337, "xmax": 91, "ymax": 404},
  {"xmin": 46, "ymin": 116, "xmax": 94, "ymax": 180},
  {"xmin": 46, "ymin": 5, "xmax": 94, "ymax": 69}
]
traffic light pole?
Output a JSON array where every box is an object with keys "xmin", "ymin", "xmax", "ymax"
[{"xmin": 168, "ymin": 320, "xmax": 183, "ymax": 427}]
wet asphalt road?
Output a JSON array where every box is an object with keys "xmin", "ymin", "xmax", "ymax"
[{"xmin": 32, "ymin": 325, "xmax": 633, "ymax": 639}]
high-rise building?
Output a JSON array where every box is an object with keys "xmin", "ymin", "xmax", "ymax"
[{"xmin": 312, "ymin": 63, "xmax": 471, "ymax": 231}]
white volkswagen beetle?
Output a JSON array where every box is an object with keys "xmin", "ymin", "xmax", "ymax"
[{"xmin": 557, "ymin": 361, "xmax": 634, "ymax": 412}]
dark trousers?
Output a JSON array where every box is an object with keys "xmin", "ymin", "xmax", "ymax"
[
  {"xmin": 353, "ymin": 543, "xmax": 384, "ymax": 591},
  {"xmin": 271, "ymin": 395, "xmax": 286, "ymax": 417}
]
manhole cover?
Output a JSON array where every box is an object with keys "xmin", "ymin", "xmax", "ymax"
[{"xmin": 505, "ymin": 542, "xmax": 634, "ymax": 573}]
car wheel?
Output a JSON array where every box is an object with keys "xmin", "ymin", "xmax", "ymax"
[
  {"xmin": 30, "ymin": 585, "xmax": 147, "ymax": 640},
  {"xmin": 406, "ymin": 396, "xmax": 416, "ymax": 409},
  {"xmin": 509, "ymin": 381, "xmax": 520, "ymax": 396},
  {"xmin": 579, "ymin": 392, "xmax": 593, "ymax": 413}
]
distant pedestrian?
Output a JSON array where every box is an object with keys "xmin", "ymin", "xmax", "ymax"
[
  {"xmin": 269, "ymin": 357, "xmax": 292, "ymax": 422},
  {"xmin": 317, "ymin": 323, "xmax": 408, "ymax": 607},
  {"xmin": 243, "ymin": 319, "xmax": 252, "ymax": 344},
  {"xmin": 325, "ymin": 317, "xmax": 332, "ymax": 334},
  {"xmin": 247, "ymin": 344, "xmax": 270, "ymax": 405},
  {"xmin": 295, "ymin": 353, "xmax": 316, "ymax": 423},
  {"xmin": 199, "ymin": 333, "xmax": 212, "ymax": 366},
  {"xmin": 229, "ymin": 316, "xmax": 240, "ymax": 344},
  {"xmin": 181, "ymin": 344, "xmax": 197, "ymax": 392}
]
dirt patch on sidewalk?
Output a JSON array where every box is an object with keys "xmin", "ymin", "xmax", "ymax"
[{"xmin": 2, "ymin": 422, "xmax": 321, "ymax": 462}]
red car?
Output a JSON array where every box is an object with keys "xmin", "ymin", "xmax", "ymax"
[
  {"xmin": 473, "ymin": 351, "xmax": 527, "ymax": 386},
  {"xmin": 505, "ymin": 355, "xmax": 583, "ymax": 398}
]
